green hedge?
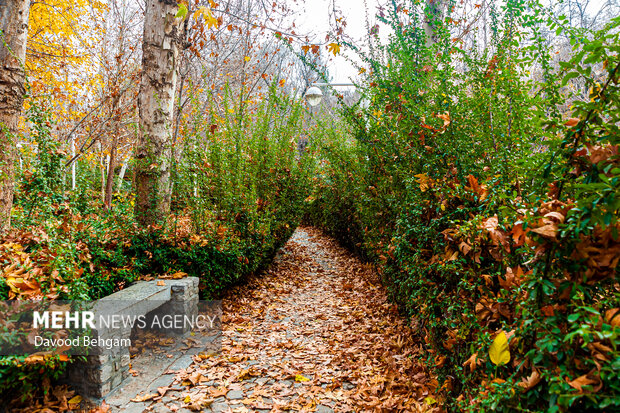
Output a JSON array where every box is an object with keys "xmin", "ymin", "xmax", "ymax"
[
  {"xmin": 307, "ymin": 2, "xmax": 620, "ymax": 411},
  {"xmin": 0, "ymin": 86, "xmax": 314, "ymax": 405}
]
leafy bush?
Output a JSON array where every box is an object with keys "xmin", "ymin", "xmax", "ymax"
[
  {"xmin": 307, "ymin": 2, "xmax": 619, "ymax": 411},
  {"xmin": 1, "ymin": 86, "xmax": 316, "ymax": 404}
]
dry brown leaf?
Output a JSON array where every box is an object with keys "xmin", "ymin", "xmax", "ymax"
[
  {"xmin": 463, "ymin": 352, "xmax": 479, "ymax": 373},
  {"xmin": 157, "ymin": 386, "xmax": 170, "ymax": 396},
  {"xmin": 531, "ymin": 224, "xmax": 558, "ymax": 238},
  {"xmin": 604, "ymin": 308, "xmax": 620, "ymax": 328},
  {"xmin": 567, "ymin": 374, "xmax": 597, "ymax": 393},
  {"xmin": 519, "ymin": 369, "xmax": 542, "ymax": 391},
  {"xmin": 458, "ymin": 241, "xmax": 472, "ymax": 255},
  {"xmin": 130, "ymin": 393, "xmax": 158, "ymax": 402},
  {"xmin": 186, "ymin": 394, "xmax": 214, "ymax": 411}
]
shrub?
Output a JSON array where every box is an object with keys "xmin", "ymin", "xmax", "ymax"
[
  {"xmin": 1, "ymin": 86, "xmax": 317, "ymax": 404},
  {"xmin": 307, "ymin": 2, "xmax": 619, "ymax": 411}
]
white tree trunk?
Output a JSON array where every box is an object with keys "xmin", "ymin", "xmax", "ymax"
[
  {"xmin": 423, "ymin": 0, "xmax": 445, "ymax": 48},
  {"xmin": 117, "ymin": 155, "xmax": 129, "ymax": 191},
  {"xmin": 134, "ymin": 0, "xmax": 184, "ymax": 226},
  {"xmin": 0, "ymin": 0, "xmax": 30, "ymax": 232},
  {"xmin": 70, "ymin": 136, "xmax": 76, "ymax": 189}
]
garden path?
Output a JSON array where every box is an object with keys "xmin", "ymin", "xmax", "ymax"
[{"xmin": 112, "ymin": 227, "xmax": 436, "ymax": 413}]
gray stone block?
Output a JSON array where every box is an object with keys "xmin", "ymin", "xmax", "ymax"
[
  {"xmin": 62, "ymin": 277, "xmax": 200, "ymax": 400},
  {"xmin": 210, "ymin": 402, "xmax": 231, "ymax": 413},
  {"xmin": 227, "ymin": 389, "xmax": 244, "ymax": 400}
]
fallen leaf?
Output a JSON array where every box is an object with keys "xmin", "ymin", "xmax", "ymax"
[
  {"xmin": 68, "ymin": 395, "xmax": 82, "ymax": 405},
  {"xmin": 157, "ymin": 386, "xmax": 169, "ymax": 396},
  {"xmin": 294, "ymin": 374, "xmax": 310, "ymax": 382},
  {"xmin": 424, "ymin": 396, "xmax": 437, "ymax": 405},
  {"xmin": 131, "ymin": 393, "xmax": 158, "ymax": 402},
  {"xmin": 604, "ymin": 308, "xmax": 620, "ymax": 328},
  {"xmin": 186, "ymin": 394, "xmax": 213, "ymax": 411},
  {"xmin": 463, "ymin": 352, "xmax": 479, "ymax": 373}
]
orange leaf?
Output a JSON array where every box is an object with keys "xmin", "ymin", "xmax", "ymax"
[
  {"xmin": 519, "ymin": 369, "xmax": 542, "ymax": 391},
  {"xmin": 567, "ymin": 375, "xmax": 597, "ymax": 393},
  {"xmin": 131, "ymin": 393, "xmax": 158, "ymax": 402},
  {"xmin": 604, "ymin": 309, "xmax": 620, "ymax": 328},
  {"xmin": 327, "ymin": 42, "xmax": 341, "ymax": 56},
  {"xmin": 463, "ymin": 352, "xmax": 479, "ymax": 373}
]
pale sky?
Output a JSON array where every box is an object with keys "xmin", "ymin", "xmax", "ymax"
[{"xmin": 294, "ymin": 0, "xmax": 383, "ymax": 85}]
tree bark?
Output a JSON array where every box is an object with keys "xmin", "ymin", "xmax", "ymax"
[
  {"xmin": 423, "ymin": 0, "xmax": 445, "ymax": 48},
  {"xmin": 117, "ymin": 154, "xmax": 129, "ymax": 191},
  {"xmin": 135, "ymin": 0, "xmax": 184, "ymax": 226},
  {"xmin": 104, "ymin": 95, "xmax": 120, "ymax": 210},
  {"xmin": 0, "ymin": 0, "xmax": 30, "ymax": 233}
]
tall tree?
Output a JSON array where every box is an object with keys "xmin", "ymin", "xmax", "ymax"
[
  {"xmin": 0, "ymin": 0, "xmax": 30, "ymax": 232},
  {"xmin": 423, "ymin": 0, "xmax": 445, "ymax": 47},
  {"xmin": 102, "ymin": 0, "xmax": 141, "ymax": 210},
  {"xmin": 135, "ymin": 0, "xmax": 185, "ymax": 225}
]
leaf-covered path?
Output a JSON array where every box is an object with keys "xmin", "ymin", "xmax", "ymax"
[{"xmin": 143, "ymin": 227, "xmax": 437, "ymax": 412}]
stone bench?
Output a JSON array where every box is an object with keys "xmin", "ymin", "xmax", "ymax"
[{"xmin": 63, "ymin": 277, "xmax": 199, "ymax": 398}]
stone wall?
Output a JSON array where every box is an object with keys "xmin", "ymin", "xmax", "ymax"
[{"xmin": 63, "ymin": 277, "xmax": 199, "ymax": 399}]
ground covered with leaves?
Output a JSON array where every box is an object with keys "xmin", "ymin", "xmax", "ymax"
[{"xmin": 140, "ymin": 227, "xmax": 438, "ymax": 412}]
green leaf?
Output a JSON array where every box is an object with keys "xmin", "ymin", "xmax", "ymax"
[
  {"xmin": 562, "ymin": 71, "xmax": 580, "ymax": 86},
  {"xmin": 176, "ymin": 4, "xmax": 188, "ymax": 19}
]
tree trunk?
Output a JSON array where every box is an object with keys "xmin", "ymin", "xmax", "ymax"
[
  {"xmin": 134, "ymin": 0, "xmax": 184, "ymax": 226},
  {"xmin": 117, "ymin": 154, "xmax": 129, "ymax": 191},
  {"xmin": 0, "ymin": 0, "xmax": 30, "ymax": 233},
  {"xmin": 104, "ymin": 95, "xmax": 121, "ymax": 210},
  {"xmin": 104, "ymin": 138, "xmax": 118, "ymax": 210},
  {"xmin": 423, "ymin": 0, "xmax": 445, "ymax": 48}
]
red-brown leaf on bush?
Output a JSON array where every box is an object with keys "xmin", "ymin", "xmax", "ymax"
[
  {"xmin": 531, "ymin": 224, "xmax": 558, "ymax": 239},
  {"xmin": 518, "ymin": 369, "xmax": 542, "ymax": 391},
  {"xmin": 463, "ymin": 352, "xmax": 480, "ymax": 373},
  {"xmin": 564, "ymin": 117, "xmax": 580, "ymax": 127},
  {"xmin": 585, "ymin": 143, "xmax": 618, "ymax": 164},
  {"xmin": 466, "ymin": 174, "xmax": 488, "ymax": 200},
  {"xmin": 544, "ymin": 211, "xmax": 566, "ymax": 223},
  {"xmin": 482, "ymin": 216, "xmax": 510, "ymax": 253},
  {"xmin": 499, "ymin": 266, "xmax": 528, "ymax": 290},
  {"xmin": 604, "ymin": 308, "xmax": 620, "ymax": 328},
  {"xmin": 458, "ymin": 241, "xmax": 472, "ymax": 255},
  {"xmin": 567, "ymin": 374, "xmax": 598, "ymax": 393}
]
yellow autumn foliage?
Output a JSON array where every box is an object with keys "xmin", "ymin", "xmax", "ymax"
[
  {"xmin": 26, "ymin": 0, "xmax": 106, "ymax": 124},
  {"xmin": 489, "ymin": 331, "xmax": 511, "ymax": 366}
]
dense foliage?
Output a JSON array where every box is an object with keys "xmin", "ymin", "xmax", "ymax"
[
  {"xmin": 0, "ymin": 87, "xmax": 315, "ymax": 402},
  {"xmin": 307, "ymin": 1, "xmax": 619, "ymax": 411},
  {"xmin": 1, "ymin": 0, "xmax": 618, "ymax": 410}
]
